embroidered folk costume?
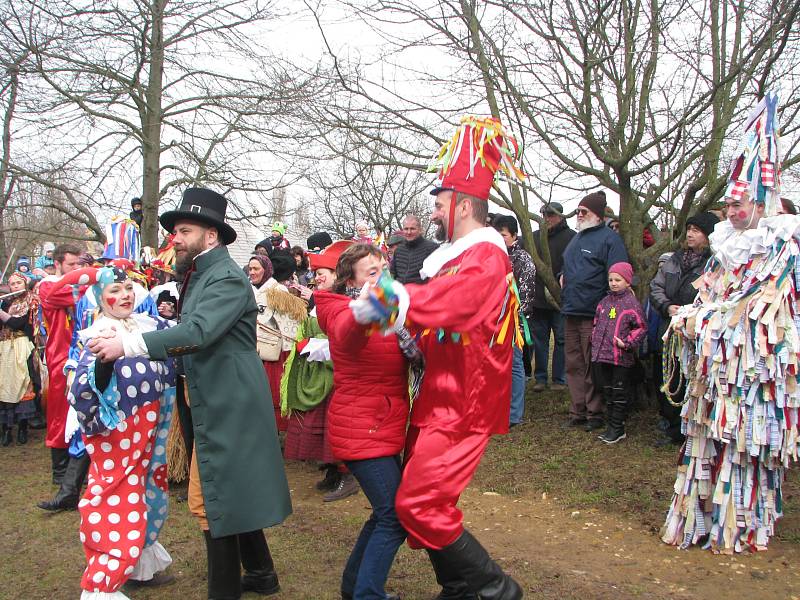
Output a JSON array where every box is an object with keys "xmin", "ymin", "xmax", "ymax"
[{"xmin": 661, "ymin": 92, "xmax": 799, "ymax": 553}]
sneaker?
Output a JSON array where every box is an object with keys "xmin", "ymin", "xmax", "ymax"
[
  {"xmin": 125, "ymin": 572, "xmax": 176, "ymax": 588},
  {"xmin": 531, "ymin": 382, "xmax": 546, "ymax": 392},
  {"xmin": 599, "ymin": 431, "xmax": 626, "ymax": 444},
  {"xmin": 323, "ymin": 473, "xmax": 359, "ymax": 502}
]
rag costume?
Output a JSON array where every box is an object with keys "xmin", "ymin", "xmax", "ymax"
[
  {"xmin": 352, "ymin": 116, "xmax": 525, "ymax": 599},
  {"xmin": 661, "ymin": 92, "xmax": 799, "ymax": 552}
]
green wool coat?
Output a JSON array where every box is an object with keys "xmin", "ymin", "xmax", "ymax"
[{"xmin": 142, "ymin": 245, "xmax": 292, "ymax": 537}]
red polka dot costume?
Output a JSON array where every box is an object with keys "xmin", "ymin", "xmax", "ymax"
[{"xmin": 69, "ymin": 312, "xmax": 176, "ymax": 599}]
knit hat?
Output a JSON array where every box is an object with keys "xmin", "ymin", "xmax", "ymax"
[
  {"xmin": 269, "ymin": 251, "xmax": 296, "ymax": 282},
  {"xmin": 306, "ymin": 231, "xmax": 333, "ymax": 251},
  {"xmin": 16, "ymin": 256, "xmax": 31, "ymax": 272},
  {"xmin": 271, "ymin": 221, "xmax": 287, "ymax": 236},
  {"xmin": 685, "ymin": 211, "xmax": 720, "ymax": 238},
  {"xmin": 43, "ymin": 242, "xmax": 56, "ymax": 254},
  {"xmin": 578, "ymin": 191, "xmax": 607, "ymax": 219},
  {"xmin": 609, "ymin": 262, "xmax": 633, "ymax": 284}
]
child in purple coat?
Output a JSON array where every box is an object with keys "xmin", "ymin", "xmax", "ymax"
[{"xmin": 590, "ymin": 262, "xmax": 647, "ymax": 444}]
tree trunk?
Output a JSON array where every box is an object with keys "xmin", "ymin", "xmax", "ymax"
[{"xmin": 141, "ymin": 0, "xmax": 166, "ymax": 247}]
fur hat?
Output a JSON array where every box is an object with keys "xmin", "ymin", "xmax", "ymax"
[
  {"xmin": 269, "ymin": 251, "xmax": 296, "ymax": 282},
  {"xmin": 306, "ymin": 231, "xmax": 333, "ymax": 251},
  {"xmin": 578, "ymin": 191, "xmax": 607, "ymax": 220}
]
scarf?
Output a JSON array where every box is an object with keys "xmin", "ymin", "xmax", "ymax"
[{"xmin": 681, "ymin": 248, "xmax": 707, "ymax": 273}]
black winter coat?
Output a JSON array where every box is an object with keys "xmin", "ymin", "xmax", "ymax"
[
  {"xmin": 532, "ymin": 220, "xmax": 576, "ymax": 310},
  {"xmin": 649, "ymin": 248, "xmax": 710, "ymax": 337},
  {"xmin": 390, "ymin": 236, "xmax": 439, "ymax": 284}
]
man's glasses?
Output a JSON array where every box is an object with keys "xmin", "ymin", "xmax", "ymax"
[{"xmin": 576, "ymin": 208, "xmax": 590, "ymax": 216}]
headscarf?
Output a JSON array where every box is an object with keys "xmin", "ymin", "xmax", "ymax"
[
  {"xmin": 6, "ymin": 271, "xmax": 32, "ymax": 317},
  {"xmin": 248, "ymin": 254, "xmax": 273, "ymax": 287}
]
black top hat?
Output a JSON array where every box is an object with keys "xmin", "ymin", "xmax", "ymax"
[{"xmin": 159, "ymin": 187, "xmax": 237, "ymax": 245}]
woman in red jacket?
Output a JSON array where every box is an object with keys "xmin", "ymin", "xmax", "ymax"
[{"xmin": 315, "ymin": 243, "xmax": 411, "ymax": 600}]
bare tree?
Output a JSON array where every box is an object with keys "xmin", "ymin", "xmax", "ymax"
[
  {"xmin": 4, "ymin": 0, "xmax": 323, "ymax": 246},
  {"xmin": 299, "ymin": 0, "xmax": 800, "ymax": 299}
]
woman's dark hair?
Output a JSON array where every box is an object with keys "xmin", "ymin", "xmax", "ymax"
[
  {"xmin": 493, "ymin": 215, "xmax": 518, "ymax": 236},
  {"xmin": 333, "ymin": 243, "xmax": 384, "ymax": 294},
  {"xmin": 781, "ymin": 197, "xmax": 797, "ymax": 215},
  {"xmin": 290, "ymin": 245, "xmax": 309, "ymax": 270}
]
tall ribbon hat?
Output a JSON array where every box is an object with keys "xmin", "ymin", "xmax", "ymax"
[
  {"xmin": 102, "ymin": 216, "xmax": 141, "ymax": 262},
  {"xmin": 159, "ymin": 187, "xmax": 237, "ymax": 245},
  {"xmin": 725, "ymin": 91, "xmax": 781, "ymax": 215},
  {"xmin": 429, "ymin": 116, "xmax": 526, "ymax": 240}
]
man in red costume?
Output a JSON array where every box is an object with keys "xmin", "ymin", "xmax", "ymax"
[
  {"xmin": 37, "ymin": 243, "xmax": 84, "ymax": 485},
  {"xmin": 351, "ymin": 117, "xmax": 524, "ymax": 599}
]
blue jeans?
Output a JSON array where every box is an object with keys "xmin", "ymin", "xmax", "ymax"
[
  {"xmin": 342, "ymin": 455, "xmax": 406, "ymax": 600},
  {"xmin": 531, "ymin": 309, "xmax": 566, "ymax": 385},
  {"xmin": 510, "ymin": 346, "xmax": 525, "ymax": 425}
]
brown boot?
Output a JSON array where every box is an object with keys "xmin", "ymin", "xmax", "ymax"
[{"xmin": 323, "ymin": 472, "xmax": 359, "ymax": 502}]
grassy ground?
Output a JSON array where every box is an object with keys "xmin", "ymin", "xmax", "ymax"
[{"xmin": 2, "ymin": 385, "xmax": 800, "ymax": 599}]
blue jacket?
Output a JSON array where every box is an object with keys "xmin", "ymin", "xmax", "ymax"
[{"xmin": 561, "ymin": 224, "xmax": 628, "ymax": 317}]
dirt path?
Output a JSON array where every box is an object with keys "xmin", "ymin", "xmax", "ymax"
[{"xmin": 4, "ymin": 431, "xmax": 800, "ymax": 599}]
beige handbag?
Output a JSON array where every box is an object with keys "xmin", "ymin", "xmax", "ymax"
[{"xmin": 256, "ymin": 312, "xmax": 282, "ymax": 362}]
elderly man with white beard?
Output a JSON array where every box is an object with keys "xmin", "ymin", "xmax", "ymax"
[{"xmin": 560, "ymin": 191, "xmax": 628, "ymax": 431}]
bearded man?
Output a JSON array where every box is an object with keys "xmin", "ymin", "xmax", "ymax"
[
  {"xmin": 561, "ymin": 191, "xmax": 628, "ymax": 431},
  {"xmin": 88, "ymin": 187, "xmax": 291, "ymax": 600}
]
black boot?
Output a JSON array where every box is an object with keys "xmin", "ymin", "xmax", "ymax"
[
  {"xmin": 599, "ymin": 388, "xmax": 627, "ymax": 444},
  {"xmin": 17, "ymin": 420, "xmax": 28, "ymax": 445},
  {"xmin": 436, "ymin": 530, "xmax": 522, "ymax": 600},
  {"xmin": 426, "ymin": 549, "xmax": 477, "ymax": 599},
  {"xmin": 51, "ymin": 447, "xmax": 70, "ymax": 485},
  {"xmin": 37, "ymin": 453, "xmax": 90, "ymax": 511},
  {"xmin": 1, "ymin": 425, "xmax": 11, "ymax": 447},
  {"xmin": 204, "ymin": 530, "xmax": 242, "ymax": 600},
  {"xmin": 238, "ymin": 530, "xmax": 280, "ymax": 595}
]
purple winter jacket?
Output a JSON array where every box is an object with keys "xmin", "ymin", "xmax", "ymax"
[{"xmin": 590, "ymin": 289, "xmax": 646, "ymax": 367}]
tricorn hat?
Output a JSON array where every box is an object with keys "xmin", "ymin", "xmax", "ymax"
[
  {"xmin": 309, "ymin": 240, "xmax": 354, "ymax": 271},
  {"xmin": 159, "ymin": 187, "xmax": 237, "ymax": 245}
]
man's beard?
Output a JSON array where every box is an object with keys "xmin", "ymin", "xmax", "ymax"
[
  {"xmin": 576, "ymin": 214, "xmax": 601, "ymax": 232},
  {"xmin": 175, "ymin": 239, "xmax": 205, "ymax": 277},
  {"xmin": 434, "ymin": 220, "xmax": 447, "ymax": 241}
]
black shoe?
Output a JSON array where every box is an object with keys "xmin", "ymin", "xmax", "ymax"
[
  {"xmin": 204, "ymin": 530, "xmax": 242, "ymax": 600},
  {"xmin": 436, "ymin": 530, "xmax": 522, "ymax": 600},
  {"xmin": 583, "ymin": 418, "xmax": 604, "ymax": 432},
  {"xmin": 37, "ymin": 453, "xmax": 90, "ymax": 511},
  {"xmin": 427, "ymin": 549, "xmax": 477, "ymax": 599},
  {"xmin": 51, "ymin": 447, "xmax": 70, "ymax": 485},
  {"xmin": 17, "ymin": 421, "xmax": 28, "ymax": 445},
  {"xmin": 124, "ymin": 572, "xmax": 176, "ymax": 588},
  {"xmin": 1, "ymin": 426, "xmax": 11, "ymax": 447},
  {"xmin": 316, "ymin": 465, "xmax": 340, "ymax": 492},
  {"xmin": 562, "ymin": 417, "xmax": 587, "ymax": 429},
  {"xmin": 238, "ymin": 530, "xmax": 280, "ymax": 596},
  {"xmin": 28, "ymin": 413, "xmax": 46, "ymax": 430}
]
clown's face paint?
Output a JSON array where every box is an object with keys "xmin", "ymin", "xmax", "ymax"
[
  {"xmin": 724, "ymin": 195, "xmax": 762, "ymax": 231},
  {"xmin": 101, "ymin": 281, "xmax": 135, "ymax": 319}
]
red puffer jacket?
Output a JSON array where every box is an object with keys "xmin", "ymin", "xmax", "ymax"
[{"xmin": 315, "ymin": 291, "xmax": 410, "ymax": 461}]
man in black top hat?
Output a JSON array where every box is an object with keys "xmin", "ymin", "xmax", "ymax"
[{"xmin": 89, "ymin": 187, "xmax": 292, "ymax": 599}]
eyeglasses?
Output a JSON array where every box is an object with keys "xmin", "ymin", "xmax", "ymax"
[{"xmin": 576, "ymin": 208, "xmax": 590, "ymax": 216}]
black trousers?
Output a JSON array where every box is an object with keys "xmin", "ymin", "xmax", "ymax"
[{"xmin": 591, "ymin": 362, "xmax": 630, "ymax": 391}]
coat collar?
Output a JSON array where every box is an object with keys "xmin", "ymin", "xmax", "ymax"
[{"xmin": 194, "ymin": 245, "xmax": 229, "ymax": 272}]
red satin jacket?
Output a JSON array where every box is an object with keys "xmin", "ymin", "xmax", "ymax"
[{"xmin": 405, "ymin": 240, "xmax": 513, "ymax": 435}]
